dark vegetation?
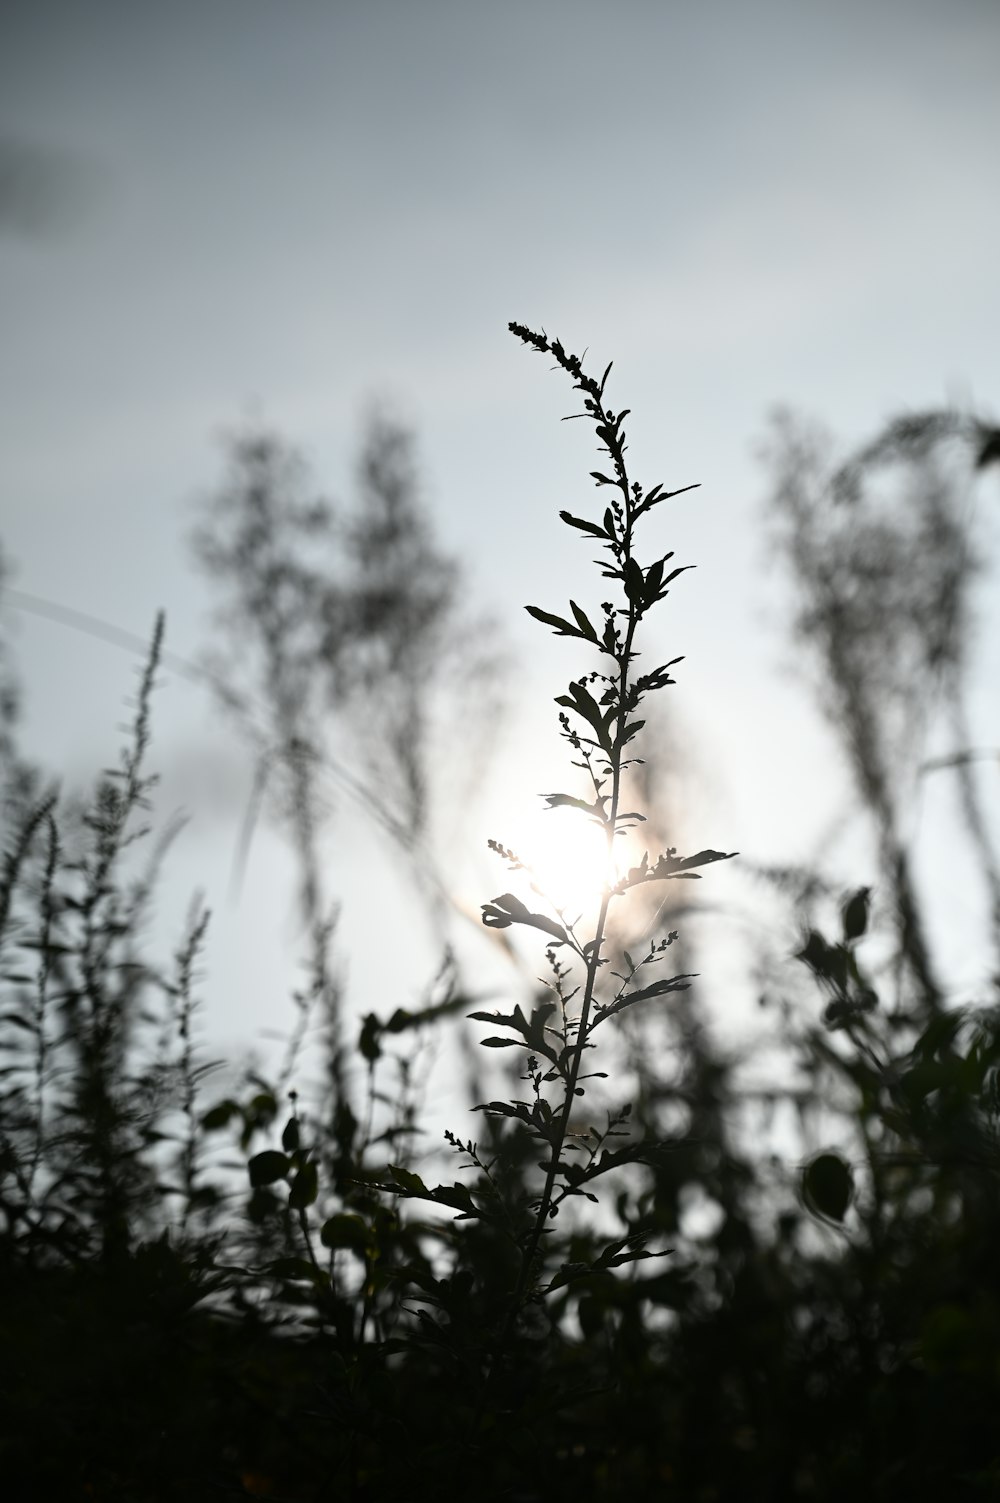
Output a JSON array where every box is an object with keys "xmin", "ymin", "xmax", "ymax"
[{"xmin": 2, "ymin": 328, "xmax": 1000, "ymax": 1500}]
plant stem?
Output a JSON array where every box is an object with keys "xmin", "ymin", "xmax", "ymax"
[{"xmin": 510, "ymin": 382, "xmax": 640, "ymax": 1308}]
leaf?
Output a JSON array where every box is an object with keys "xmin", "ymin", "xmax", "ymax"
[
  {"xmin": 524, "ymin": 604, "xmax": 586, "ymax": 638},
  {"xmin": 201, "ymin": 1099, "xmax": 240, "ymax": 1131},
  {"xmin": 569, "ymin": 600, "xmax": 598, "ymax": 640},
  {"xmin": 359, "ymin": 1012, "xmax": 382, "ymax": 1063},
  {"xmin": 481, "ymin": 892, "xmax": 567, "ymax": 942},
  {"xmin": 797, "ymin": 929, "xmax": 830, "ymax": 973},
  {"xmin": 644, "ymin": 558, "xmax": 665, "ymax": 599},
  {"xmin": 470, "ymin": 1001, "xmax": 560, "ymax": 1063},
  {"xmin": 802, "ymin": 1151, "xmax": 853, "ymax": 1223},
  {"xmin": 593, "ymin": 1232, "xmax": 670, "ymax": 1272},
  {"xmin": 547, "ymin": 1234, "xmax": 671, "ymax": 1289},
  {"xmin": 545, "ymin": 1261, "xmax": 594, "ymax": 1292},
  {"xmin": 634, "ymin": 480, "xmax": 700, "ymax": 519},
  {"xmin": 554, "ymin": 681, "xmax": 612, "ymax": 751},
  {"xmin": 542, "ymin": 792, "xmax": 590, "ymax": 812},
  {"xmin": 267, "ymin": 1256, "xmax": 327, "ymax": 1286},
  {"xmin": 248, "ymin": 1150, "xmax": 290, "ymax": 1188},
  {"xmin": 595, "ymin": 974, "xmax": 697, "ymax": 1023},
  {"xmin": 584, "ymin": 1140, "xmax": 675, "ymax": 1178},
  {"xmin": 615, "ymin": 848, "xmax": 736, "ymax": 891},
  {"xmin": 841, "ymin": 886, "xmax": 871, "ymax": 942},
  {"xmin": 559, "ymin": 510, "xmax": 609, "ymax": 540},
  {"xmin": 522, "ymin": 1000, "xmax": 559, "ymax": 1059},
  {"xmin": 427, "ymin": 1182, "xmax": 480, "ymax": 1217},
  {"xmin": 387, "ymin": 1165, "xmax": 428, "ymax": 1195},
  {"xmin": 590, "ymin": 471, "xmax": 615, "ymax": 486},
  {"xmin": 320, "ymin": 1213, "xmax": 370, "ymax": 1255},
  {"xmin": 281, "ymin": 1116, "xmax": 300, "ymax": 1153},
  {"xmin": 620, "ymin": 974, "xmax": 697, "ymax": 1005},
  {"xmin": 473, "ymin": 1099, "xmax": 556, "ymax": 1142},
  {"xmin": 480, "ymin": 1036, "xmax": 519, "ymax": 1048},
  {"xmin": 288, "ymin": 1160, "xmax": 318, "ymax": 1209},
  {"xmin": 637, "ymin": 658, "xmax": 684, "ymax": 693},
  {"xmin": 624, "ymin": 557, "xmax": 645, "ymax": 604},
  {"xmin": 382, "ymin": 1169, "xmax": 482, "ymax": 1220},
  {"xmin": 599, "ymin": 1246, "xmax": 667, "ymax": 1271},
  {"xmin": 542, "ymin": 792, "xmax": 605, "ymax": 822},
  {"xmin": 474, "ymin": 1099, "xmax": 532, "ymax": 1119}
]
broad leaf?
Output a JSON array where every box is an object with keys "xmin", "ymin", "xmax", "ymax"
[
  {"xmin": 248, "ymin": 1150, "xmax": 290, "ymax": 1188},
  {"xmin": 802, "ymin": 1151, "xmax": 853, "ymax": 1223},
  {"xmin": 320, "ymin": 1213, "xmax": 370, "ymax": 1255},
  {"xmin": 201, "ymin": 1099, "xmax": 240, "ymax": 1131}
]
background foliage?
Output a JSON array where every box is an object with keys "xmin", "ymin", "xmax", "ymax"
[{"xmin": 2, "ymin": 331, "xmax": 1000, "ymax": 1501}]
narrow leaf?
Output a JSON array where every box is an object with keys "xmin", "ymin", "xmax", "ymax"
[
  {"xmin": 620, "ymin": 974, "xmax": 697, "ymax": 1005},
  {"xmin": 480, "ymin": 892, "xmax": 567, "ymax": 942},
  {"xmin": 543, "ymin": 792, "xmax": 602, "ymax": 817},
  {"xmin": 624, "ymin": 557, "xmax": 645, "ymax": 603},
  {"xmin": 570, "ymin": 600, "xmax": 598, "ymax": 640},
  {"xmin": 559, "ymin": 510, "xmax": 609, "ymax": 540},
  {"xmin": 525, "ymin": 604, "xmax": 584, "ymax": 638}
]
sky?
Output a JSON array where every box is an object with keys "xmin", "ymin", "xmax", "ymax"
[{"xmin": 2, "ymin": 0, "xmax": 999, "ymax": 1107}]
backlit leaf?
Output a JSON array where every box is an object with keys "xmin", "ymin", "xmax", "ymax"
[{"xmin": 248, "ymin": 1150, "xmax": 290, "ymax": 1188}]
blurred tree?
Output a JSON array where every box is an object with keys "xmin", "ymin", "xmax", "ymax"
[
  {"xmin": 191, "ymin": 414, "xmax": 504, "ymax": 1092},
  {"xmin": 763, "ymin": 404, "xmax": 1000, "ymax": 1010}
]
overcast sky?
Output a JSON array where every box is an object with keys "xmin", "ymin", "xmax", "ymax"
[{"xmin": 2, "ymin": 0, "xmax": 998, "ymax": 1093}]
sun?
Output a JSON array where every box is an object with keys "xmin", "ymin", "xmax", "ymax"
[{"xmin": 502, "ymin": 805, "xmax": 619, "ymax": 920}]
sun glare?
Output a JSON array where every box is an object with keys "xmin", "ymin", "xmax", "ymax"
[{"xmin": 512, "ymin": 807, "xmax": 618, "ymax": 919}]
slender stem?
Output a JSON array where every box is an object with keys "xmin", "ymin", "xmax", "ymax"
[{"xmin": 510, "ymin": 401, "xmax": 640, "ymax": 1309}]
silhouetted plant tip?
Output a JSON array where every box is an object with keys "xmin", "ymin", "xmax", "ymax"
[{"xmin": 449, "ymin": 324, "xmax": 735, "ymax": 1387}]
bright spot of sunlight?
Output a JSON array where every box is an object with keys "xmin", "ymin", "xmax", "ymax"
[{"xmin": 508, "ymin": 806, "xmax": 619, "ymax": 920}]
